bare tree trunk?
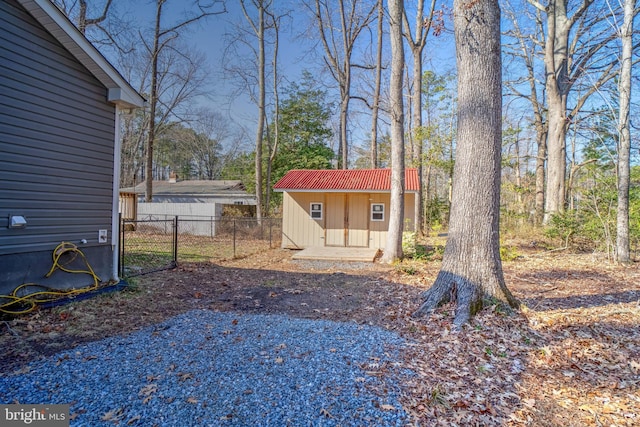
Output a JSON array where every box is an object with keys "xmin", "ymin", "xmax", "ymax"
[
  {"xmin": 616, "ymin": 0, "xmax": 633, "ymax": 263},
  {"xmin": 143, "ymin": 0, "xmax": 223, "ymax": 202},
  {"xmin": 535, "ymin": 0, "xmax": 600, "ymax": 223},
  {"xmin": 403, "ymin": 0, "xmax": 436, "ymax": 236},
  {"xmin": 339, "ymin": 85, "xmax": 350, "ymax": 169},
  {"xmin": 370, "ymin": 0, "xmax": 383, "ymax": 169},
  {"xmin": 504, "ymin": 1, "xmax": 547, "ymax": 226},
  {"xmin": 255, "ymin": 3, "xmax": 265, "ymax": 220},
  {"xmin": 381, "ymin": 0, "xmax": 405, "ymax": 263},
  {"xmin": 415, "ymin": 0, "xmax": 518, "ymax": 327},
  {"xmin": 75, "ymin": 0, "xmax": 113, "ymax": 34},
  {"xmin": 265, "ymin": 11, "xmax": 280, "ymax": 215},
  {"xmin": 240, "ymin": 0, "xmax": 270, "ymax": 220},
  {"xmin": 311, "ymin": 0, "xmax": 377, "ymax": 169},
  {"xmin": 145, "ymin": 0, "xmax": 163, "ymax": 202},
  {"xmin": 542, "ymin": 0, "xmax": 570, "ymax": 222},
  {"xmin": 534, "ymin": 123, "xmax": 547, "ymax": 226}
]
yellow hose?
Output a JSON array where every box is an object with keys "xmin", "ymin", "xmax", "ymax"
[{"xmin": 0, "ymin": 242, "xmax": 102, "ymax": 316}]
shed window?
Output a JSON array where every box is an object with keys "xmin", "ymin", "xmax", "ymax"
[
  {"xmin": 371, "ymin": 203, "xmax": 385, "ymax": 221},
  {"xmin": 310, "ymin": 203, "xmax": 323, "ymax": 220}
]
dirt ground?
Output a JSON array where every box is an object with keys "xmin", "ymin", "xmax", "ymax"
[{"xmin": 1, "ymin": 244, "xmax": 639, "ymax": 426}]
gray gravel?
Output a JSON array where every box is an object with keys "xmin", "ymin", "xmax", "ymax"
[{"xmin": 0, "ymin": 310, "xmax": 409, "ymax": 426}]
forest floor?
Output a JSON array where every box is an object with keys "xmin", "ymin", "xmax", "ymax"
[{"xmin": 1, "ymin": 241, "xmax": 639, "ymax": 426}]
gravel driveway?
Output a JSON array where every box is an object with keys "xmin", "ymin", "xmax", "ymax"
[{"xmin": 1, "ymin": 310, "xmax": 410, "ymax": 426}]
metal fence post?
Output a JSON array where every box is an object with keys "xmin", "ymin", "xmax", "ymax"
[
  {"xmin": 119, "ymin": 213, "xmax": 124, "ymax": 277},
  {"xmin": 173, "ymin": 215, "xmax": 178, "ymax": 266}
]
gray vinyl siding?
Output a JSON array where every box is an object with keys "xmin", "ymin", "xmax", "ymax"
[{"xmin": 0, "ymin": 0, "xmax": 116, "ymax": 288}]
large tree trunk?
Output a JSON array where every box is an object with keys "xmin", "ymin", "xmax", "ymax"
[
  {"xmin": 616, "ymin": 0, "xmax": 633, "ymax": 263},
  {"xmin": 381, "ymin": 0, "xmax": 405, "ymax": 263},
  {"xmin": 414, "ymin": 0, "xmax": 518, "ymax": 327},
  {"xmin": 542, "ymin": 0, "xmax": 570, "ymax": 222}
]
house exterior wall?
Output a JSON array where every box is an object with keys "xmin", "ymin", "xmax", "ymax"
[
  {"xmin": 281, "ymin": 191, "xmax": 416, "ymax": 250},
  {"xmin": 0, "ymin": 0, "xmax": 117, "ymax": 294},
  {"xmin": 136, "ymin": 203, "xmax": 223, "ymax": 237}
]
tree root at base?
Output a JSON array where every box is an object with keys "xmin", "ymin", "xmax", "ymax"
[{"xmin": 414, "ymin": 276, "xmax": 514, "ymax": 328}]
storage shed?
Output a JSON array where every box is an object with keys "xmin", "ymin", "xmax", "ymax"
[
  {"xmin": 0, "ymin": 0, "xmax": 144, "ymax": 295},
  {"xmin": 273, "ymin": 169, "xmax": 419, "ymax": 250}
]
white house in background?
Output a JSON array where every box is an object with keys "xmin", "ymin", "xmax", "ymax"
[{"xmin": 119, "ymin": 179, "xmax": 257, "ymax": 236}]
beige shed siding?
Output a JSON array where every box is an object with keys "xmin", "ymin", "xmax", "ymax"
[
  {"xmin": 281, "ymin": 192, "xmax": 324, "ymax": 248},
  {"xmin": 281, "ymin": 191, "xmax": 416, "ymax": 250},
  {"xmin": 369, "ymin": 194, "xmax": 389, "ymax": 249},
  {"xmin": 368, "ymin": 193, "xmax": 416, "ymax": 249},
  {"xmin": 404, "ymin": 193, "xmax": 416, "ymax": 231},
  {"xmin": 325, "ymin": 193, "xmax": 345, "ymax": 246},
  {"xmin": 347, "ymin": 193, "xmax": 369, "ymax": 247}
]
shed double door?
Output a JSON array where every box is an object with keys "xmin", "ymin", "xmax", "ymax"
[{"xmin": 325, "ymin": 193, "xmax": 369, "ymax": 247}]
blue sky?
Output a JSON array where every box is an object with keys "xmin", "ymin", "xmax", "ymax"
[{"xmin": 114, "ymin": 0, "xmax": 457, "ymax": 155}]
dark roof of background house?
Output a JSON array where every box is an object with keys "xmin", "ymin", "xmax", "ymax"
[{"xmin": 120, "ymin": 180, "xmax": 252, "ymax": 196}]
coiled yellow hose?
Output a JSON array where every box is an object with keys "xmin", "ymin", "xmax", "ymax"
[{"xmin": 0, "ymin": 242, "xmax": 102, "ymax": 316}]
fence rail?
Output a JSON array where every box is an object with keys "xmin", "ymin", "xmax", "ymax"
[{"xmin": 120, "ymin": 216, "xmax": 282, "ymax": 277}]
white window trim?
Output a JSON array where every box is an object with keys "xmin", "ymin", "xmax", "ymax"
[
  {"xmin": 310, "ymin": 202, "xmax": 323, "ymax": 220},
  {"xmin": 371, "ymin": 203, "xmax": 385, "ymax": 221}
]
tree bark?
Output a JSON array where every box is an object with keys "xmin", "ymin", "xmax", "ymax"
[
  {"xmin": 542, "ymin": 0, "xmax": 571, "ymax": 222},
  {"xmin": 381, "ymin": 0, "xmax": 405, "ymax": 263},
  {"xmin": 414, "ymin": 0, "xmax": 518, "ymax": 327},
  {"xmin": 616, "ymin": 0, "xmax": 633, "ymax": 263}
]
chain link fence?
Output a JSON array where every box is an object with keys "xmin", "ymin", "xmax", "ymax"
[{"xmin": 119, "ymin": 216, "xmax": 282, "ymax": 277}]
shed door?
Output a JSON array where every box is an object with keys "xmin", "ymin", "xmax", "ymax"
[
  {"xmin": 325, "ymin": 193, "xmax": 345, "ymax": 246},
  {"xmin": 347, "ymin": 194, "xmax": 369, "ymax": 247}
]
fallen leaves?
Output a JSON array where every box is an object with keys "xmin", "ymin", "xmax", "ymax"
[
  {"xmin": 2, "ymin": 248, "xmax": 638, "ymax": 427},
  {"xmin": 139, "ymin": 383, "xmax": 158, "ymax": 404}
]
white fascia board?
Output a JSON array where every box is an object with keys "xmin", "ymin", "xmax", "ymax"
[
  {"xmin": 108, "ymin": 88, "xmax": 146, "ymax": 110},
  {"xmin": 18, "ymin": 0, "xmax": 144, "ymax": 108}
]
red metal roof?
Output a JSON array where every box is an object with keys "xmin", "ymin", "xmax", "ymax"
[{"xmin": 273, "ymin": 169, "xmax": 419, "ymax": 192}]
